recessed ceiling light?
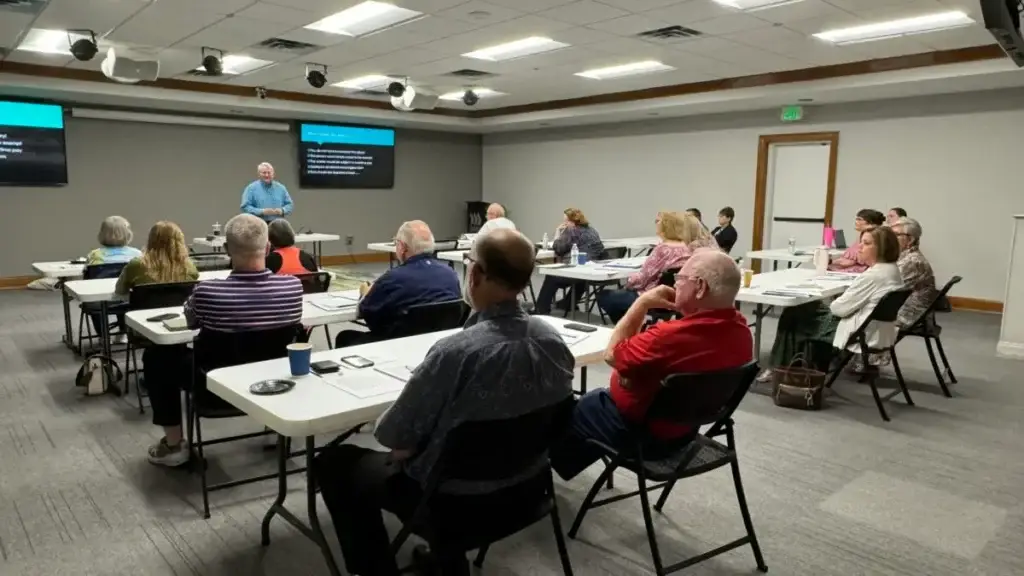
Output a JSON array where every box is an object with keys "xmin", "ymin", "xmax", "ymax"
[
  {"xmin": 813, "ymin": 10, "xmax": 974, "ymax": 45},
  {"xmin": 463, "ymin": 37, "xmax": 569, "ymax": 61},
  {"xmin": 332, "ymin": 74, "xmax": 400, "ymax": 90},
  {"xmin": 305, "ymin": 1, "xmax": 423, "ymax": 37},
  {"xmin": 712, "ymin": 0, "xmax": 806, "ymax": 11},
  {"xmin": 16, "ymin": 28, "xmax": 91, "ymax": 55},
  {"xmin": 576, "ymin": 60, "xmax": 675, "ymax": 80},
  {"xmin": 438, "ymin": 88, "xmax": 506, "ymax": 101}
]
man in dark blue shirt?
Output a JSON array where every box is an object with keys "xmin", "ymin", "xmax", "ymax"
[{"xmin": 335, "ymin": 220, "xmax": 460, "ymax": 348}]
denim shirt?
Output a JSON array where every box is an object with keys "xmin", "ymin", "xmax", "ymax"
[{"xmin": 241, "ymin": 180, "xmax": 293, "ymax": 222}]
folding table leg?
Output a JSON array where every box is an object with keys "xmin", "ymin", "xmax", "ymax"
[{"xmin": 61, "ymin": 283, "xmax": 74, "ymax": 351}]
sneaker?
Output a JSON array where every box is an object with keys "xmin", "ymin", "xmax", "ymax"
[
  {"xmin": 756, "ymin": 368, "xmax": 773, "ymax": 384},
  {"xmin": 147, "ymin": 438, "xmax": 190, "ymax": 467}
]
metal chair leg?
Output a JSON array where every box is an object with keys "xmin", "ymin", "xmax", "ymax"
[
  {"xmin": 824, "ymin": 351, "xmax": 853, "ymax": 389},
  {"xmin": 889, "ymin": 348, "xmax": 914, "ymax": 406},
  {"xmin": 865, "ymin": 373, "xmax": 890, "ymax": 422},
  {"xmin": 193, "ymin": 404, "xmax": 211, "ymax": 519},
  {"xmin": 934, "ymin": 336, "xmax": 957, "ymax": 384},
  {"xmin": 548, "ymin": 493, "xmax": 575, "ymax": 576},
  {"xmin": 568, "ymin": 462, "xmax": 616, "ymax": 539},
  {"xmin": 472, "ymin": 545, "xmax": 489, "ymax": 568},
  {"xmin": 653, "ymin": 479, "xmax": 676, "ymax": 512},
  {"xmin": 322, "ymin": 325, "xmax": 332, "ymax": 349},
  {"xmin": 636, "ymin": 466, "xmax": 665, "ymax": 576},
  {"xmin": 728, "ymin": 429, "xmax": 767, "ymax": 572},
  {"xmin": 923, "ymin": 337, "xmax": 952, "ymax": 397}
]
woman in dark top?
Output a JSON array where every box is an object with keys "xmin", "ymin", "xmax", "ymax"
[
  {"xmin": 711, "ymin": 206, "xmax": 738, "ymax": 254},
  {"xmin": 266, "ymin": 219, "xmax": 317, "ymax": 275},
  {"xmin": 535, "ymin": 208, "xmax": 605, "ymax": 315}
]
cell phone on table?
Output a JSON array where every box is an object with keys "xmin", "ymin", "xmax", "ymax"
[
  {"xmin": 147, "ymin": 313, "xmax": 179, "ymax": 322},
  {"xmin": 312, "ymin": 360, "xmax": 340, "ymax": 374},
  {"xmin": 564, "ymin": 322, "xmax": 597, "ymax": 333},
  {"xmin": 340, "ymin": 355, "xmax": 374, "ymax": 369}
]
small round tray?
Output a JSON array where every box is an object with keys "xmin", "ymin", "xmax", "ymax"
[{"xmin": 250, "ymin": 379, "xmax": 295, "ymax": 396}]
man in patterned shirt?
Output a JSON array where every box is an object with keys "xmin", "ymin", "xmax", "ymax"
[{"xmin": 314, "ymin": 229, "xmax": 575, "ymax": 576}]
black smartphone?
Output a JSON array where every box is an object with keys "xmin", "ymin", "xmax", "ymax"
[
  {"xmin": 147, "ymin": 313, "xmax": 179, "ymax": 322},
  {"xmin": 311, "ymin": 360, "xmax": 340, "ymax": 374},
  {"xmin": 340, "ymin": 355, "xmax": 375, "ymax": 369},
  {"xmin": 564, "ymin": 322, "xmax": 598, "ymax": 333}
]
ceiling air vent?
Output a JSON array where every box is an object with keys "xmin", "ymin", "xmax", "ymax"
[
  {"xmin": 637, "ymin": 25, "xmax": 703, "ymax": 41},
  {"xmin": 445, "ymin": 69, "xmax": 496, "ymax": 78},
  {"xmin": 255, "ymin": 37, "xmax": 321, "ymax": 54},
  {"xmin": 0, "ymin": 0, "xmax": 49, "ymax": 14}
]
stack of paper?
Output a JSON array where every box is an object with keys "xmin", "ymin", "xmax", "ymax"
[
  {"xmin": 309, "ymin": 294, "xmax": 360, "ymax": 312},
  {"xmin": 558, "ymin": 331, "xmax": 590, "ymax": 346},
  {"xmin": 318, "ymin": 371, "xmax": 406, "ymax": 399}
]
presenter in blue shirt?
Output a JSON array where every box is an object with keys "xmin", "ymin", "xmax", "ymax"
[{"xmin": 241, "ymin": 162, "xmax": 293, "ymax": 222}]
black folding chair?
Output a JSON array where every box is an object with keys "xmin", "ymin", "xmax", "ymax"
[
  {"xmin": 381, "ymin": 299, "xmax": 469, "ymax": 340},
  {"xmin": 567, "ymin": 362, "xmax": 765, "ymax": 576},
  {"xmin": 824, "ymin": 289, "xmax": 914, "ymax": 421},
  {"xmin": 186, "ymin": 325, "xmax": 302, "ymax": 518},
  {"xmin": 78, "ymin": 262, "xmax": 129, "ymax": 354},
  {"xmin": 124, "ymin": 281, "xmax": 197, "ymax": 414},
  {"xmin": 296, "ymin": 271, "xmax": 333, "ymax": 347},
  {"xmin": 895, "ymin": 276, "xmax": 961, "ymax": 397},
  {"xmin": 643, "ymin": 267, "xmax": 682, "ymax": 330},
  {"xmin": 390, "ymin": 396, "xmax": 576, "ymax": 576}
]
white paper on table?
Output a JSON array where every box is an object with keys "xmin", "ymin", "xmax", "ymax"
[
  {"xmin": 162, "ymin": 317, "xmax": 188, "ymax": 330},
  {"xmin": 372, "ymin": 362, "xmax": 419, "ymax": 383},
  {"xmin": 557, "ymin": 331, "xmax": 590, "ymax": 346},
  {"xmin": 317, "ymin": 370, "xmax": 405, "ymax": 399},
  {"xmin": 309, "ymin": 296, "xmax": 359, "ymax": 312}
]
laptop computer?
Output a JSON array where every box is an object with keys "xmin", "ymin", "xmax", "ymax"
[{"xmin": 833, "ymin": 229, "xmax": 847, "ymax": 249}]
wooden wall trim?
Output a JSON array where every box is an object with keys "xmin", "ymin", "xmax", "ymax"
[
  {"xmin": 948, "ymin": 296, "xmax": 1003, "ymax": 313},
  {"xmin": 0, "ymin": 276, "xmax": 38, "ymax": 290}
]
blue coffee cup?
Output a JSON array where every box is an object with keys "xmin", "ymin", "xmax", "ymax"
[
  {"xmin": 287, "ymin": 343, "xmax": 313, "ymax": 377},
  {"xmin": 578, "ymin": 253, "xmax": 588, "ymax": 264}
]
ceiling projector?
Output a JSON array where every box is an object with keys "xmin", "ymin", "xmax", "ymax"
[
  {"xmin": 389, "ymin": 86, "xmax": 438, "ymax": 112},
  {"xmin": 101, "ymin": 47, "xmax": 160, "ymax": 84}
]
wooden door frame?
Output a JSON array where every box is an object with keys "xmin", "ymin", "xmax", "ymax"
[{"xmin": 751, "ymin": 131, "xmax": 840, "ymax": 259}]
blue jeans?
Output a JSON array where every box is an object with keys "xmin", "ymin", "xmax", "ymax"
[
  {"xmin": 596, "ymin": 289, "xmax": 638, "ymax": 324},
  {"xmin": 551, "ymin": 390, "xmax": 630, "ymax": 480}
]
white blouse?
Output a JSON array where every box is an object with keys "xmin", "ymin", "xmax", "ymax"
[{"xmin": 830, "ymin": 263, "xmax": 905, "ymax": 351}]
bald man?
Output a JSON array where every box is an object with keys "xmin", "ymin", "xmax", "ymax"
[
  {"xmin": 475, "ymin": 202, "xmax": 516, "ymax": 239},
  {"xmin": 551, "ymin": 249, "xmax": 753, "ymax": 480},
  {"xmin": 242, "ymin": 162, "xmax": 293, "ymax": 223},
  {"xmin": 334, "ymin": 220, "xmax": 460, "ymax": 348}
]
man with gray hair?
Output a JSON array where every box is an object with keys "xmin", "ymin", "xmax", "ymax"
[
  {"xmin": 334, "ymin": 220, "xmax": 459, "ymax": 348},
  {"xmin": 552, "ymin": 249, "xmax": 753, "ymax": 480},
  {"xmin": 146, "ymin": 214, "xmax": 303, "ymax": 468},
  {"xmin": 475, "ymin": 202, "xmax": 516, "ymax": 239},
  {"xmin": 242, "ymin": 161, "xmax": 293, "ymax": 223}
]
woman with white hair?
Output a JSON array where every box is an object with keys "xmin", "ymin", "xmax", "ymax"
[
  {"xmin": 241, "ymin": 161, "xmax": 293, "ymax": 223},
  {"xmin": 891, "ymin": 217, "xmax": 938, "ymax": 329},
  {"xmin": 87, "ymin": 215, "xmax": 142, "ymax": 265}
]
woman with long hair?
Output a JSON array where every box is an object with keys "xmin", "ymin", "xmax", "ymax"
[{"xmin": 116, "ymin": 221, "xmax": 198, "ymax": 294}]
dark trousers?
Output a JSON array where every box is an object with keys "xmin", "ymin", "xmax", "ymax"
[
  {"xmin": 314, "ymin": 445, "xmax": 470, "ymax": 576},
  {"xmin": 89, "ymin": 312, "xmax": 125, "ymax": 337},
  {"xmin": 143, "ymin": 345, "xmax": 193, "ymax": 427},
  {"xmin": 596, "ymin": 289, "xmax": 638, "ymax": 324},
  {"xmin": 535, "ymin": 277, "xmax": 586, "ymax": 315},
  {"xmin": 334, "ymin": 329, "xmax": 379, "ymax": 349}
]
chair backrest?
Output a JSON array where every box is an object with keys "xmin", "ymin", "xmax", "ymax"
[
  {"xmin": 600, "ymin": 246, "xmax": 628, "ymax": 260},
  {"xmin": 193, "ymin": 325, "xmax": 299, "ymax": 374},
  {"xmin": 645, "ymin": 362, "xmax": 760, "ymax": 433},
  {"xmin": 295, "ymin": 271, "xmax": 331, "ymax": 294},
  {"xmin": 384, "ymin": 299, "xmax": 468, "ymax": 339},
  {"xmin": 905, "ymin": 275, "xmax": 961, "ymax": 329},
  {"xmin": 658, "ymin": 267, "xmax": 680, "ymax": 287},
  {"xmin": 128, "ymin": 281, "xmax": 197, "ymax": 310},
  {"xmin": 84, "ymin": 262, "xmax": 128, "ymax": 280},
  {"xmin": 846, "ymin": 289, "xmax": 913, "ymax": 348}
]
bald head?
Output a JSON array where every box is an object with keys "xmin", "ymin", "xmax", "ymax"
[
  {"xmin": 677, "ymin": 249, "xmax": 741, "ymax": 311},
  {"xmin": 486, "ymin": 203, "xmax": 506, "ymax": 220},
  {"xmin": 472, "ymin": 228, "xmax": 535, "ymax": 293},
  {"xmin": 395, "ymin": 220, "xmax": 434, "ymax": 262}
]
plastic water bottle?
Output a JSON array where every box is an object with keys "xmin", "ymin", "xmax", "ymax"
[
  {"xmin": 541, "ymin": 232, "xmax": 549, "ymax": 249},
  {"xmin": 212, "ymin": 222, "xmax": 221, "ymax": 236},
  {"xmin": 788, "ymin": 237, "xmax": 796, "ymax": 254},
  {"xmin": 570, "ymin": 243, "xmax": 580, "ymax": 266}
]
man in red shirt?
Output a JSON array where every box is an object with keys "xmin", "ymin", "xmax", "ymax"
[{"xmin": 552, "ymin": 249, "xmax": 752, "ymax": 480}]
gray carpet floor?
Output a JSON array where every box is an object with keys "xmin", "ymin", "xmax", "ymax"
[{"xmin": 1, "ymin": 269, "xmax": 1022, "ymax": 575}]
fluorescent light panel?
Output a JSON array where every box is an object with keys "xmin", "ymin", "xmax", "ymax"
[
  {"xmin": 712, "ymin": 0, "xmax": 805, "ymax": 11},
  {"xmin": 332, "ymin": 74, "xmax": 400, "ymax": 90},
  {"xmin": 463, "ymin": 37, "xmax": 569, "ymax": 61},
  {"xmin": 17, "ymin": 28, "xmax": 90, "ymax": 55},
  {"xmin": 193, "ymin": 55, "xmax": 272, "ymax": 75},
  {"xmin": 438, "ymin": 88, "xmax": 506, "ymax": 101},
  {"xmin": 813, "ymin": 10, "xmax": 974, "ymax": 44},
  {"xmin": 305, "ymin": 1, "xmax": 422, "ymax": 37},
  {"xmin": 576, "ymin": 60, "xmax": 674, "ymax": 80}
]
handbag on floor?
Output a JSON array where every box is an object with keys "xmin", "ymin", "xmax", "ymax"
[
  {"xmin": 771, "ymin": 354, "xmax": 825, "ymax": 410},
  {"xmin": 75, "ymin": 354, "xmax": 123, "ymax": 397}
]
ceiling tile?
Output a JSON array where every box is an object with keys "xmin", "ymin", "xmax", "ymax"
[
  {"xmin": 396, "ymin": 0, "xmax": 479, "ymax": 11},
  {"xmin": 690, "ymin": 13, "xmax": 772, "ymax": 35},
  {"xmin": 588, "ymin": 36, "xmax": 680, "ymax": 57},
  {"xmin": 485, "ymin": 0, "xmax": 577, "ymax": 12},
  {"xmin": 551, "ymin": 26, "xmax": 622, "ymax": 46},
  {"xmin": 587, "ymin": 14, "xmax": 674, "ymax": 36},
  {"xmin": 0, "ymin": 12, "xmax": 33, "ymax": 51},
  {"xmin": 537, "ymin": 1, "xmax": 630, "ymax": 25},
  {"xmin": 642, "ymin": 0, "xmax": 737, "ymax": 26},
  {"xmin": 275, "ymin": 27, "xmax": 352, "ymax": 48},
  {"xmin": 397, "ymin": 15, "xmax": 484, "ymax": 39},
  {"xmin": 3, "ymin": 49, "xmax": 73, "ymax": 67},
  {"xmin": 672, "ymin": 36, "xmax": 743, "ymax": 54},
  {"xmin": 839, "ymin": 35, "xmax": 933, "ymax": 59},
  {"xmin": 34, "ymin": 0, "xmax": 151, "ymax": 35},
  {"xmin": 784, "ymin": 12, "xmax": 865, "ymax": 34},
  {"xmin": 437, "ymin": 1, "xmax": 526, "ymax": 25},
  {"xmin": 152, "ymin": 46, "xmax": 205, "ymax": 76},
  {"xmin": 257, "ymin": 0, "xmax": 364, "ymax": 14},
  {"xmin": 822, "ymin": 0, "xmax": 919, "ymax": 14},
  {"xmin": 234, "ymin": 2, "xmax": 320, "ymax": 27},
  {"xmin": 599, "ymin": 0, "xmax": 691, "ymax": 11},
  {"xmin": 849, "ymin": 0, "xmax": 959, "ymax": 21},
  {"xmin": 224, "ymin": 62, "xmax": 304, "ymax": 85},
  {"xmin": 917, "ymin": 24, "xmax": 996, "ymax": 50},
  {"xmin": 175, "ymin": 16, "xmax": 297, "ymax": 51},
  {"xmin": 108, "ymin": 2, "xmax": 228, "ymax": 46},
  {"xmin": 754, "ymin": 0, "xmax": 854, "ymax": 25}
]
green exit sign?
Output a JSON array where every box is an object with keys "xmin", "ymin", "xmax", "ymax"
[{"xmin": 781, "ymin": 105, "xmax": 804, "ymax": 122}]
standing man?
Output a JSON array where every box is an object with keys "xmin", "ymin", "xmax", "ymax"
[{"xmin": 241, "ymin": 162, "xmax": 293, "ymax": 222}]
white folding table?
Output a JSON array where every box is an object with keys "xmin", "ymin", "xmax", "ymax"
[
  {"xmin": 204, "ymin": 316, "xmax": 611, "ymax": 576},
  {"xmin": 196, "ymin": 233, "xmax": 341, "ymax": 266},
  {"xmin": 537, "ymin": 257, "xmax": 645, "ymax": 319},
  {"xmin": 742, "ymin": 247, "xmax": 844, "ymax": 271},
  {"xmin": 33, "ymin": 260, "xmax": 88, "ymax": 349}
]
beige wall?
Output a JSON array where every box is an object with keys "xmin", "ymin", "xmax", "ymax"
[{"xmin": 3, "ymin": 118, "xmax": 482, "ymax": 276}]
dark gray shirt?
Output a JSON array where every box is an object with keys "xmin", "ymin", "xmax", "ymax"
[
  {"xmin": 374, "ymin": 301, "xmax": 575, "ymax": 494},
  {"xmin": 553, "ymin": 225, "xmax": 605, "ymax": 262}
]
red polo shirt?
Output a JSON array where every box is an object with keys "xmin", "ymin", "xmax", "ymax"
[{"xmin": 610, "ymin": 308, "xmax": 753, "ymax": 439}]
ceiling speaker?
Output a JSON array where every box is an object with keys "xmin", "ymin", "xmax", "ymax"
[{"xmin": 101, "ymin": 47, "xmax": 160, "ymax": 83}]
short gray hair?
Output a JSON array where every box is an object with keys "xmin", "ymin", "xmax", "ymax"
[
  {"xmin": 98, "ymin": 215, "xmax": 133, "ymax": 247},
  {"xmin": 396, "ymin": 220, "xmax": 435, "ymax": 256},
  {"xmin": 268, "ymin": 219, "xmax": 296, "ymax": 248},
  {"xmin": 258, "ymin": 162, "xmax": 274, "ymax": 172},
  {"xmin": 688, "ymin": 248, "xmax": 741, "ymax": 305},
  {"xmin": 225, "ymin": 213, "xmax": 268, "ymax": 256},
  {"xmin": 896, "ymin": 217, "xmax": 922, "ymax": 245}
]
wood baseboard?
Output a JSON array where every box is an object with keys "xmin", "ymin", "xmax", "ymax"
[
  {"xmin": 947, "ymin": 296, "xmax": 1003, "ymax": 313},
  {"xmin": 0, "ymin": 275, "xmax": 39, "ymax": 290}
]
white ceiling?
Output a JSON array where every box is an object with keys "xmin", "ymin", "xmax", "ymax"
[{"xmin": 0, "ymin": 0, "xmax": 1000, "ymax": 111}]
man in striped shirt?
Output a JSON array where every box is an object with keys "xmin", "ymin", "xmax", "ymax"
[{"xmin": 148, "ymin": 214, "xmax": 303, "ymax": 467}]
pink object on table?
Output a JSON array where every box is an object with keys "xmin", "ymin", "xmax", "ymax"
[{"xmin": 822, "ymin": 226, "xmax": 835, "ymax": 248}]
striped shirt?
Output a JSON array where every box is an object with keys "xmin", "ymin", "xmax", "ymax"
[{"xmin": 184, "ymin": 270, "xmax": 303, "ymax": 332}]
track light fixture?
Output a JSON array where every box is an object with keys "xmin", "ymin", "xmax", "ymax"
[
  {"xmin": 68, "ymin": 29, "xmax": 98, "ymax": 62},
  {"xmin": 462, "ymin": 89, "xmax": 479, "ymax": 106},
  {"xmin": 387, "ymin": 80, "xmax": 406, "ymax": 98},
  {"xmin": 306, "ymin": 63, "xmax": 327, "ymax": 88},
  {"xmin": 201, "ymin": 47, "xmax": 224, "ymax": 76}
]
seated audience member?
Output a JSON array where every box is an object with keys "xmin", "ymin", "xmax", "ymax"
[
  {"xmin": 145, "ymin": 214, "xmax": 303, "ymax": 467},
  {"xmin": 711, "ymin": 206, "xmax": 738, "ymax": 254},
  {"xmin": 266, "ymin": 219, "xmax": 317, "ymax": 275},
  {"xmin": 87, "ymin": 215, "xmax": 142, "ymax": 265},
  {"xmin": 115, "ymin": 221, "xmax": 199, "ymax": 295},
  {"xmin": 887, "ymin": 206, "xmax": 907, "ymax": 226},
  {"xmin": 686, "ymin": 207, "xmax": 709, "ymax": 230},
  {"xmin": 762, "ymin": 226, "xmax": 903, "ymax": 381},
  {"xmin": 829, "ymin": 209, "xmax": 885, "ymax": 273},
  {"xmin": 596, "ymin": 211, "xmax": 700, "ymax": 323},
  {"xmin": 475, "ymin": 202, "xmax": 516, "ymax": 238},
  {"xmin": 314, "ymin": 229, "xmax": 575, "ymax": 576},
  {"xmin": 334, "ymin": 220, "xmax": 460, "ymax": 348},
  {"xmin": 534, "ymin": 207, "xmax": 605, "ymax": 315},
  {"xmin": 891, "ymin": 217, "xmax": 938, "ymax": 329},
  {"xmin": 551, "ymin": 249, "xmax": 752, "ymax": 481}
]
